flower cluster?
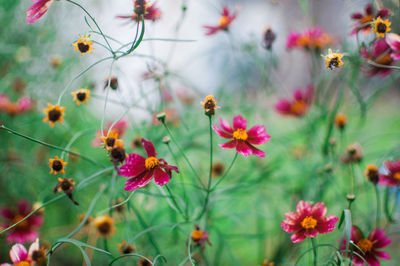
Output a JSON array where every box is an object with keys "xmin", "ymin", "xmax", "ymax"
[
  {"xmin": 286, "ymin": 26, "xmax": 334, "ymax": 50},
  {"xmin": 0, "ymin": 94, "xmax": 33, "ymax": 116}
]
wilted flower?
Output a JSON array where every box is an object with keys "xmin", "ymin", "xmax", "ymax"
[
  {"xmin": 212, "ymin": 115, "xmax": 271, "ymax": 157},
  {"xmin": 372, "ymin": 17, "xmax": 391, "ymax": 38},
  {"xmin": 191, "ymin": 225, "xmax": 212, "ymax": 250},
  {"xmin": 118, "ymin": 138, "xmax": 179, "ymax": 191},
  {"xmin": 275, "ymin": 85, "xmax": 313, "ymax": 117},
  {"xmin": 341, "ymin": 226, "xmax": 391, "ymax": 265},
  {"xmin": 1, "ymin": 200, "xmax": 43, "ymax": 243},
  {"xmin": 200, "ymin": 95, "xmax": 220, "ymax": 116},
  {"xmin": 93, "ymin": 215, "xmax": 116, "ymax": 238},
  {"xmin": 26, "ymin": 0, "xmax": 54, "ymax": 24},
  {"xmin": 204, "ymin": 6, "xmax": 237, "ymax": 36},
  {"xmin": 379, "ymin": 159, "xmax": 400, "ymax": 187},
  {"xmin": 281, "ymin": 201, "xmax": 338, "ymax": 243},
  {"xmin": 322, "ymin": 49, "xmax": 344, "ymax": 70},
  {"xmin": 42, "ymin": 103, "xmax": 65, "ymax": 127},
  {"xmin": 110, "ymin": 146, "xmax": 127, "ymax": 167},
  {"xmin": 365, "ymin": 164, "xmax": 379, "ymax": 185},
  {"xmin": 117, "ymin": 1, "xmax": 161, "ymax": 22},
  {"xmin": 386, "ymin": 33, "xmax": 400, "ymax": 61},
  {"xmin": 361, "ymin": 39, "xmax": 393, "ymax": 77},
  {"xmin": 334, "ymin": 113, "xmax": 347, "ymax": 130},
  {"xmin": 131, "ymin": 136, "xmax": 143, "ymax": 149},
  {"xmin": 104, "ymin": 76, "xmax": 119, "ymax": 90},
  {"xmin": 286, "ymin": 26, "xmax": 333, "ymax": 50},
  {"xmin": 48, "ymin": 155, "xmax": 67, "ymax": 175},
  {"xmin": 71, "ymin": 88, "xmax": 91, "ymax": 106},
  {"xmin": 351, "ymin": 4, "xmax": 389, "ymax": 34},
  {"xmin": 118, "ymin": 240, "xmax": 136, "ymax": 254},
  {"xmin": 53, "ymin": 178, "xmax": 79, "ymax": 205},
  {"xmin": 92, "ymin": 120, "xmax": 128, "ymax": 147},
  {"xmin": 72, "ymin": 35, "xmax": 94, "ymax": 56},
  {"xmin": 341, "ymin": 143, "xmax": 363, "ymax": 164},
  {"xmin": 211, "ymin": 162, "xmax": 225, "ymax": 177},
  {"xmin": 262, "ymin": 26, "xmax": 276, "ymax": 50}
]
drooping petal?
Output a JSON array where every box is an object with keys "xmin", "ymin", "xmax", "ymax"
[
  {"xmin": 9, "ymin": 244, "xmax": 28, "ymax": 263},
  {"xmin": 28, "ymin": 238, "xmax": 40, "ymax": 257},
  {"xmin": 232, "ymin": 115, "xmax": 247, "ymax": 130},
  {"xmin": 290, "ymin": 231, "xmax": 306, "ymax": 243},
  {"xmin": 219, "ymin": 140, "xmax": 237, "ymax": 149},
  {"xmin": 246, "ymin": 125, "xmax": 271, "ymax": 145},
  {"xmin": 303, "ymin": 229, "xmax": 318, "ymax": 238},
  {"xmin": 159, "ymin": 159, "xmax": 179, "ymax": 173},
  {"xmin": 247, "ymin": 143, "xmax": 266, "ymax": 157},
  {"xmin": 235, "ymin": 141, "xmax": 252, "ymax": 156},
  {"xmin": 124, "ymin": 170, "xmax": 153, "ymax": 191},
  {"xmin": 141, "ymin": 138, "xmax": 157, "ymax": 157},
  {"xmin": 118, "ymin": 154, "xmax": 146, "ymax": 177},
  {"xmin": 212, "ymin": 125, "xmax": 233, "ymax": 139},
  {"xmin": 218, "ymin": 118, "xmax": 233, "ymax": 133},
  {"xmin": 374, "ymin": 250, "xmax": 390, "ymax": 260},
  {"xmin": 153, "ymin": 167, "xmax": 171, "ymax": 186},
  {"xmin": 18, "ymin": 201, "xmax": 30, "ymax": 215},
  {"xmin": 351, "ymin": 226, "xmax": 364, "ymax": 242}
]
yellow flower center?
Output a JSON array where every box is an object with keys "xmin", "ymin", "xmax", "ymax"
[
  {"xmin": 219, "ymin": 15, "xmax": 229, "ymax": 27},
  {"xmin": 191, "ymin": 230, "xmax": 203, "ymax": 240},
  {"xmin": 301, "ymin": 216, "xmax": 317, "ymax": 229},
  {"xmin": 145, "ymin": 156, "xmax": 159, "ymax": 169},
  {"xmin": 394, "ymin": 172, "xmax": 400, "ymax": 181},
  {"xmin": 233, "ymin": 129, "xmax": 248, "ymax": 141},
  {"xmin": 290, "ymin": 101, "xmax": 307, "ymax": 115},
  {"xmin": 15, "ymin": 262, "xmax": 30, "ymax": 266},
  {"xmin": 357, "ymin": 239, "xmax": 373, "ymax": 253}
]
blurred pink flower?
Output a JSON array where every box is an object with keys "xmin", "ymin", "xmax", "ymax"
[
  {"xmin": 286, "ymin": 26, "xmax": 333, "ymax": 50},
  {"xmin": 379, "ymin": 159, "xmax": 400, "ymax": 187},
  {"xmin": 1, "ymin": 238, "xmax": 42, "ymax": 266},
  {"xmin": 26, "ymin": 0, "xmax": 53, "ymax": 24},
  {"xmin": 275, "ymin": 85, "xmax": 313, "ymax": 117},
  {"xmin": 16, "ymin": 96, "xmax": 33, "ymax": 113},
  {"xmin": 0, "ymin": 94, "xmax": 33, "ymax": 116},
  {"xmin": 118, "ymin": 138, "xmax": 179, "ymax": 191},
  {"xmin": 92, "ymin": 119, "xmax": 128, "ymax": 147},
  {"xmin": 1, "ymin": 200, "xmax": 43, "ymax": 244},
  {"xmin": 117, "ymin": 2, "xmax": 161, "ymax": 22},
  {"xmin": 341, "ymin": 226, "xmax": 391, "ymax": 265},
  {"xmin": 361, "ymin": 39, "xmax": 393, "ymax": 77},
  {"xmin": 350, "ymin": 4, "xmax": 390, "ymax": 35},
  {"xmin": 204, "ymin": 6, "xmax": 237, "ymax": 36},
  {"xmin": 386, "ymin": 33, "xmax": 400, "ymax": 61},
  {"xmin": 212, "ymin": 115, "xmax": 271, "ymax": 157},
  {"xmin": 281, "ymin": 201, "xmax": 338, "ymax": 243}
]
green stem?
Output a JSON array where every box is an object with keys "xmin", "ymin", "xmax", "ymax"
[
  {"xmin": 310, "ymin": 238, "xmax": 317, "ymax": 266},
  {"xmin": 211, "ymin": 153, "xmax": 238, "ymax": 191},
  {"xmin": 116, "ymin": 16, "xmax": 145, "ymax": 58},
  {"xmin": 374, "ymin": 185, "xmax": 381, "ymax": 228},
  {"xmin": 165, "ymin": 184, "xmax": 187, "ymax": 221},
  {"xmin": 0, "ymin": 125, "xmax": 103, "ymax": 167}
]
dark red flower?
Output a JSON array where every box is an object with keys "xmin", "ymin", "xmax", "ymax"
[
  {"xmin": 275, "ymin": 85, "xmax": 313, "ymax": 117},
  {"xmin": 203, "ymin": 6, "xmax": 237, "ymax": 36},
  {"xmin": 26, "ymin": 0, "xmax": 53, "ymax": 24},
  {"xmin": 361, "ymin": 39, "xmax": 393, "ymax": 77},
  {"xmin": 351, "ymin": 4, "xmax": 390, "ymax": 34},
  {"xmin": 379, "ymin": 159, "xmax": 400, "ymax": 187},
  {"xmin": 118, "ymin": 138, "xmax": 179, "ymax": 191},
  {"xmin": 117, "ymin": 1, "xmax": 161, "ymax": 22}
]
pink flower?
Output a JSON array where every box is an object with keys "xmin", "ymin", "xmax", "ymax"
[
  {"xmin": 117, "ymin": 2, "xmax": 161, "ymax": 22},
  {"xmin": 280, "ymin": 201, "xmax": 338, "ymax": 243},
  {"xmin": 275, "ymin": 85, "xmax": 313, "ymax": 117},
  {"xmin": 341, "ymin": 226, "xmax": 391, "ymax": 265},
  {"xmin": 350, "ymin": 4, "xmax": 390, "ymax": 34},
  {"xmin": 191, "ymin": 225, "xmax": 212, "ymax": 251},
  {"xmin": 286, "ymin": 26, "xmax": 333, "ymax": 50},
  {"xmin": 361, "ymin": 39, "xmax": 393, "ymax": 77},
  {"xmin": 379, "ymin": 159, "xmax": 400, "ymax": 187},
  {"xmin": 212, "ymin": 115, "xmax": 271, "ymax": 157},
  {"xmin": 203, "ymin": 6, "xmax": 237, "ymax": 36},
  {"xmin": 16, "ymin": 96, "xmax": 33, "ymax": 113},
  {"xmin": 386, "ymin": 33, "xmax": 400, "ymax": 61},
  {"xmin": 1, "ymin": 238, "xmax": 42, "ymax": 266},
  {"xmin": 118, "ymin": 138, "xmax": 179, "ymax": 191},
  {"xmin": 1, "ymin": 200, "xmax": 43, "ymax": 244},
  {"xmin": 0, "ymin": 94, "xmax": 11, "ymax": 112},
  {"xmin": 26, "ymin": 0, "xmax": 53, "ymax": 24},
  {"xmin": 92, "ymin": 119, "xmax": 128, "ymax": 147}
]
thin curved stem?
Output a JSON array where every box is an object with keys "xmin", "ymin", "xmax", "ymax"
[{"xmin": 211, "ymin": 153, "xmax": 238, "ymax": 191}]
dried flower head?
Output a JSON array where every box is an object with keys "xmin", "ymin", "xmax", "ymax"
[
  {"xmin": 53, "ymin": 178, "xmax": 79, "ymax": 205},
  {"xmin": 118, "ymin": 240, "xmax": 136, "ymax": 254},
  {"xmin": 334, "ymin": 113, "xmax": 347, "ymax": 130},
  {"xmin": 365, "ymin": 164, "xmax": 379, "ymax": 185},
  {"xmin": 72, "ymin": 35, "xmax": 94, "ymax": 56},
  {"xmin": 71, "ymin": 88, "xmax": 91, "ymax": 106},
  {"xmin": 322, "ymin": 49, "xmax": 344, "ymax": 70},
  {"xmin": 93, "ymin": 215, "xmax": 116, "ymax": 238},
  {"xmin": 48, "ymin": 155, "xmax": 67, "ymax": 175},
  {"xmin": 372, "ymin": 17, "xmax": 391, "ymax": 38},
  {"xmin": 110, "ymin": 146, "xmax": 127, "ymax": 166},
  {"xmin": 201, "ymin": 95, "xmax": 220, "ymax": 116},
  {"xmin": 104, "ymin": 76, "xmax": 119, "ymax": 90},
  {"xmin": 211, "ymin": 162, "xmax": 225, "ymax": 177},
  {"xmin": 341, "ymin": 143, "xmax": 363, "ymax": 164},
  {"xmin": 42, "ymin": 103, "xmax": 65, "ymax": 127},
  {"xmin": 262, "ymin": 26, "xmax": 276, "ymax": 50}
]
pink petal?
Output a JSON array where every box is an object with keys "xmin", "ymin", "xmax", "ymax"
[
  {"xmin": 153, "ymin": 167, "xmax": 171, "ymax": 186},
  {"xmin": 310, "ymin": 202, "xmax": 327, "ymax": 218},
  {"xmin": 247, "ymin": 143, "xmax": 265, "ymax": 157},
  {"xmin": 369, "ymin": 229, "xmax": 391, "ymax": 248},
  {"xmin": 10, "ymin": 244, "xmax": 28, "ymax": 263},
  {"xmin": 18, "ymin": 201, "xmax": 30, "ymax": 215},
  {"xmin": 118, "ymin": 154, "xmax": 146, "ymax": 177},
  {"xmin": 296, "ymin": 201, "xmax": 311, "ymax": 215},
  {"xmin": 391, "ymin": 53, "xmax": 400, "ymax": 61},
  {"xmin": 304, "ymin": 229, "xmax": 318, "ymax": 238},
  {"xmin": 235, "ymin": 141, "xmax": 252, "ymax": 156},
  {"xmin": 142, "ymin": 138, "xmax": 157, "ymax": 157},
  {"xmin": 374, "ymin": 251, "xmax": 390, "ymax": 260},
  {"xmin": 1, "ymin": 208, "xmax": 15, "ymax": 220},
  {"xmin": 28, "ymin": 238, "xmax": 40, "ymax": 257},
  {"xmin": 378, "ymin": 174, "xmax": 399, "ymax": 187},
  {"xmin": 219, "ymin": 140, "xmax": 237, "ymax": 149},
  {"xmin": 351, "ymin": 226, "xmax": 364, "ymax": 242},
  {"xmin": 233, "ymin": 115, "xmax": 247, "ymax": 130},
  {"xmin": 212, "ymin": 125, "xmax": 233, "ymax": 139},
  {"xmin": 290, "ymin": 231, "xmax": 306, "ymax": 243},
  {"xmin": 219, "ymin": 118, "xmax": 233, "ymax": 133},
  {"xmin": 317, "ymin": 215, "xmax": 338, "ymax": 233},
  {"xmin": 281, "ymin": 221, "xmax": 301, "ymax": 233},
  {"xmin": 246, "ymin": 125, "xmax": 270, "ymax": 145},
  {"xmin": 124, "ymin": 170, "xmax": 153, "ymax": 191}
]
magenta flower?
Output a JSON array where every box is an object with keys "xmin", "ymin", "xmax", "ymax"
[
  {"xmin": 280, "ymin": 201, "xmax": 338, "ymax": 243},
  {"xmin": 203, "ymin": 6, "xmax": 237, "ymax": 36},
  {"xmin": 350, "ymin": 4, "xmax": 390, "ymax": 34},
  {"xmin": 341, "ymin": 226, "xmax": 391, "ymax": 265},
  {"xmin": 117, "ymin": 2, "xmax": 162, "ymax": 22},
  {"xmin": 26, "ymin": 0, "xmax": 54, "ymax": 24},
  {"xmin": 1, "ymin": 239, "xmax": 41, "ymax": 266},
  {"xmin": 118, "ymin": 138, "xmax": 179, "ymax": 191},
  {"xmin": 212, "ymin": 115, "xmax": 270, "ymax": 157},
  {"xmin": 275, "ymin": 85, "xmax": 313, "ymax": 117},
  {"xmin": 1, "ymin": 200, "xmax": 43, "ymax": 244},
  {"xmin": 92, "ymin": 119, "xmax": 128, "ymax": 147},
  {"xmin": 379, "ymin": 159, "xmax": 400, "ymax": 187},
  {"xmin": 286, "ymin": 26, "xmax": 333, "ymax": 50},
  {"xmin": 386, "ymin": 33, "xmax": 400, "ymax": 61},
  {"xmin": 361, "ymin": 39, "xmax": 393, "ymax": 77}
]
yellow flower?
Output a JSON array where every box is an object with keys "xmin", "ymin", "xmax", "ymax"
[
  {"xmin": 72, "ymin": 35, "xmax": 94, "ymax": 55},
  {"xmin": 322, "ymin": 49, "xmax": 344, "ymax": 70},
  {"xmin": 373, "ymin": 17, "xmax": 391, "ymax": 38},
  {"xmin": 93, "ymin": 215, "xmax": 116, "ymax": 238},
  {"xmin": 200, "ymin": 95, "xmax": 220, "ymax": 116},
  {"xmin": 48, "ymin": 155, "xmax": 68, "ymax": 175},
  {"xmin": 42, "ymin": 103, "xmax": 65, "ymax": 127},
  {"xmin": 71, "ymin": 88, "xmax": 91, "ymax": 106},
  {"xmin": 101, "ymin": 131, "xmax": 124, "ymax": 151}
]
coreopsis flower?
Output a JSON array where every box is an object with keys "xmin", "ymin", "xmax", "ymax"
[
  {"xmin": 200, "ymin": 95, "xmax": 220, "ymax": 116},
  {"xmin": 351, "ymin": 4, "xmax": 389, "ymax": 34},
  {"xmin": 386, "ymin": 33, "xmax": 400, "ymax": 60},
  {"xmin": 340, "ymin": 143, "xmax": 363, "ymax": 164},
  {"xmin": 42, "ymin": 103, "xmax": 65, "ymax": 127},
  {"xmin": 379, "ymin": 159, "xmax": 400, "ymax": 187},
  {"xmin": 204, "ymin": 6, "xmax": 237, "ymax": 36},
  {"xmin": 137, "ymin": 257, "xmax": 153, "ymax": 266},
  {"xmin": 372, "ymin": 17, "xmax": 391, "ymax": 38},
  {"xmin": 334, "ymin": 113, "xmax": 347, "ymax": 130},
  {"xmin": 117, "ymin": 240, "xmax": 136, "ymax": 254},
  {"xmin": 118, "ymin": 138, "xmax": 179, "ymax": 191},
  {"xmin": 26, "ymin": 0, "xmax": 54, "ymax": 24},
  {"xmin": 191, "ymin": 225, "xmax": 212, "ymax": 250},
  {"xmin": 280, "ymin": 201, "xmax": 338, "ymax": 243},
  {"xmin": 286, "ymin": 26, "xmax": 333, "ymax": 50},
  {"xmin": 212, "ymin": 115, "xmax": 271, "ymax": 157},
  {"xmin": 365, "ymin": 164, "xmax": 379, "ymax": 185},
  {"xmin": 0, "ymin": 200, "xmax": 43, "ymax": 243},
  {"xmin": 72, "ymin": 35, "xmax": 94, "ymax": 56},
  {"xmin": 341, "ymin": 226, "xmax": 391, "ymax": 265},
  {"xmin": 48, "ymin": 155, "xmax": 67, "ymax": 175},
  {"xmin": 0, "ymin": 94, "xmax": 33, "ymax": 116},
  {"xmin": 261, "ymin": 259, "xmax": 274, "ymax": 266},
  {"xmin": 262, "ymin": 26, "xmax": 276, "ymax": 50},
  {"xmin": 110, "ymin": 147, "xmax": 127, "ymax": 167},
  {"xmin": 92, "ymin": 119, "xmax": 128, "ymax": 147},
  {"xmin": 361, "ymin": 39, "xmax": 393, "ymax": 77},
  {"xmin": 78, "ymin": 214, "xmax": 93, "ymax": 226},
  {"xmin": 71, "ymin": 88, "xmax": 91, "ymax": 106},
  {"xmin": 117, "ymin": 1, "xmax": 161, "ymax": 22},
  {"xmin": 275, "ymin": 85, "xmax": 313, "ymax": 117},
  {"xmin": 1, "ymin": 239, "xmax": 46, "ymax": 266},
  {"xmin": 53, "ymin": 178, "xmax": 79, "ymax": 205},
  {"xmin": 93, "ymin": 215, "xmax": 116, "ymax": 238},
  {"xmin": 104, "ymin": 76, "xmax": 118, "ymax": 90},
  {"xmin": 322, "ymin": 49, "xmax": 344, "ymax": 70},
  {"xmin": 101, "ymin": 131, "xmax": 124, "ymax": 151},
  {"xmin": 131, "ymin": 136, "xmax": 142, "ymax": 149}
]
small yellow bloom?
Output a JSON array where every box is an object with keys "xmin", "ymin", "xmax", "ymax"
[
  {"xmin": 48, "ymin": 155, "xmax": 68, "ymax": 175},
  {"xmin": 322, "ymin": 49, "xmax": 344, "ymax": 70},
  {"xmin": 334, "ymin": 113, "xmax": 347, "ymax": 130},
  {"xmin": 93, "ymin": 215, "xmax": 116, "ymax": 238},
  {"xmin": 71, "ymin": 88, "xmax": 91, "ymax": 106},
  {"xmin": 200, "ymin": 95, "xmax": 220, "ymax": 116},
  {"xmin": 101, "ymin": 131, "xmax": 124, "ymax": 151},
  {"xmin": 72, "ymin": 35, "xmax": 94, "ymax": 55},
  {"xmin": 42, "ymin": 103, "xmax": 66, "ymax": 127},
  {"xmin": 372, "ymin": 17, "xmax": 391, "ymax": 38}
]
